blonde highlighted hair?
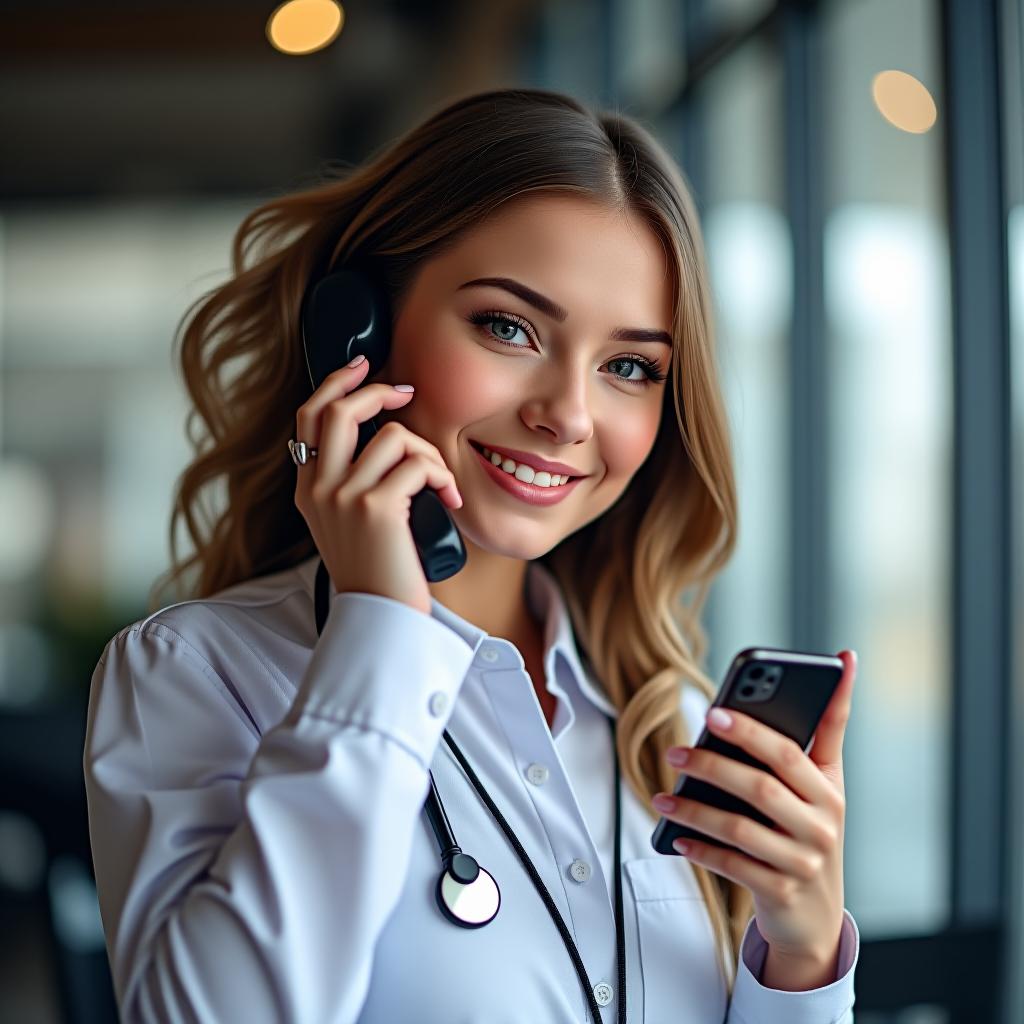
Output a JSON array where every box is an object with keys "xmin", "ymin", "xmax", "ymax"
[{"xmin": 150, "ymin": 86, "xmax": 753, "ymax": 994}]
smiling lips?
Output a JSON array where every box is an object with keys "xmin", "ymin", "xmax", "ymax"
[
  {"xmin": 475, "ymin": 445, "xmax": 576, "ymax": 487},
  {"xmin": 470, "ymin": 440, "xmax": 584, "ymax": 479},
  {"xmin": 468, "ymin": 442, "xmax": 585, "ymax": 505}
]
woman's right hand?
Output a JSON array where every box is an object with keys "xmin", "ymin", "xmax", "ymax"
[{"xmin": 293, "ymin": 356, "xmax": 463, "ymax": 617}]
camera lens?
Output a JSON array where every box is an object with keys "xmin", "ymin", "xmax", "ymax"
[{"xmin": 749, "ymin": 666, "xmax": 765, "ymax": 680}]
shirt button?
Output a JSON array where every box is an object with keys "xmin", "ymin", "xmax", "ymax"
[
  {"xmin": 526, "ymin": 763, "xmax": 549, "ymax": 786},
  {"xmin": 480, "ymin": 647, "xmax": 499, "ymax": 663},
  {"xmin": 428, "ymin": 691, "xmax": 448, "ymax": 717},
  {"xmin": 568, "ymin": 859, "xmax": 591, "ymax": 883},
  {"xmin": 593, "ymin": 982, "xmax": 614, "ymax": 1007}
]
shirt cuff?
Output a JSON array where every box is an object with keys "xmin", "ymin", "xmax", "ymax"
[
  {"xmin": 282, "ymin": 592, "xmax": 477, "ymax": 771},
  {"xmin": 729, "ymin": 908, "xmax": 859, "ymax": 1023}
]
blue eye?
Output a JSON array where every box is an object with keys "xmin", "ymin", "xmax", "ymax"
[
  {"xmin": 470, "ymin": 310, "xmax": 532, "ymax": 347},
  {"xmin": 465, "ymin": 309, "xmax": 669, "ymax": 388}
]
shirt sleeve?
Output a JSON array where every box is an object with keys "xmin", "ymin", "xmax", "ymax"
[
  {"xmin": 82, "ymin": 592, "xmax": 477, "ymax": 1024},
  {"xmin": 726, "ymin": 907, "xmax": 860, "ymax": 1023}
]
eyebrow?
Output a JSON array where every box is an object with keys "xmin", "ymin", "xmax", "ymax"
[{"xmin": 456, "ymin": 276, "xmax": 673, "ymax": 348}]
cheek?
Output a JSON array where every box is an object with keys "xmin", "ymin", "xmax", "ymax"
[
  {"xmin": 402, "ymin": 340, "xmax": 507, "ymax": 426},
  {"xmin": 601, "ymin": 410, "xmax": 661, "ymax": 477}
]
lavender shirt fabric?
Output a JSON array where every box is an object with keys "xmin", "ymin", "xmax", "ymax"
[{"xmin": 83, "ymin": 555, "xmax": 859, "ymax": 1023}]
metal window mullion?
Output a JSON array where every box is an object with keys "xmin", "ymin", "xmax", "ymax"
[
  {"xmin": 997, "ymin": 0, "xmax": 1024, "ymax": 1016},
  {"xmin": 940, "ymin": 0, "xmax": 1013, "ymax": 977},
  {"xmin": 782, "ymin": 1, "xmax": 830, "ymax": 651}
]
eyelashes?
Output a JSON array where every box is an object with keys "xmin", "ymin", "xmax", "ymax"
[{"xmin": 465, "ymin": 309, "xmax": 669, "ymax": 388}]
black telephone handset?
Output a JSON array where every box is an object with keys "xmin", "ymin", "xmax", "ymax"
[
  {"xmin": 651, "ymin": 646, "xmax": 845, "ymax": 856},
  {"xmin": 299, "ymin": 256, "xmax": 467, "ymax": 582}
]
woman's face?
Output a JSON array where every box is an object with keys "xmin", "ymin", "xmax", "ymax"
[{"xmin": 374, "ymin": 193, "xmax": 675, "ymax": 562}]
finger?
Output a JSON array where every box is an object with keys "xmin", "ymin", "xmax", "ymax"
[
  {"xmin": 369, "ymin": 450, "xmax": 464, "ymax": 510},
  {"xmin": 342, "ymin": 427, "xmax": 462, "ymax": 508},
  {"xmin": 294, "ymin": 355, "xmax": 372, "ymax": 449},
  {"xmin": 665, "ymin": 746, "xmax": 824, "ymax": 846},
  {"xmin": 310, "ymin": 385, "xmax": 416, "ymax": 489},
  {"xmin": 704, "ymin": 708, "xmax": 835, "ymax": 808},
  {"xmin": 657, "ymin": 793, "xmax": 821, "ymax": 877},
  {"xmin": 808, "ymin": 649, "xmax": 857, "ymax": 767},
  {"xmin": 671, "ymin": 836, "xmax": 787, "ymax": 895},
  {"xmin": 293, "ymin": 359, "xmax": 376, "ymax": 511}
]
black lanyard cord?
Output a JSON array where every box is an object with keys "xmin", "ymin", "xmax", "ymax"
[{"xmin": 441, "ymin": 718, "xmax": 625, "ymax": 1024}]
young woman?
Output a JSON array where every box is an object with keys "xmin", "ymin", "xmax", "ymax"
[{"xmin": 83, "ymin": 87, "xmax": 860, "ymax": 1023}]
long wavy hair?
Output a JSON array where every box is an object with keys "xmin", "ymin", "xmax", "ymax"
[{"xmin": 149, "ymin": 86, "xmax": 752, "ymax": 994}]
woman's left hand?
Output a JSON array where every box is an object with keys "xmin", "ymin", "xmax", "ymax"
[{"xmin": 651, "ymin": 649, "xmax": 857, "ymax": 962}]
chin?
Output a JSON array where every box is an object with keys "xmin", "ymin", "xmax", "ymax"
[{"xmin": 458, "ymin": 519, "xmax": 567, "ymax": 561}]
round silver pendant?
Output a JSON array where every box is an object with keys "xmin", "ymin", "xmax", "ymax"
[{"xmin": 436, "ymin": 863, "xmax": 501, "ymax": 928}]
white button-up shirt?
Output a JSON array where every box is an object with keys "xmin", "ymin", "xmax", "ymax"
[{"xmin": 83, "ymin": 555, "xmax": 860, "ymax": 1023}]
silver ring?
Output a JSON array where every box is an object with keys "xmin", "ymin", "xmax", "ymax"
[{"xmin": 288, "ymin": 439, "xmax": 318, "ymax": 466}]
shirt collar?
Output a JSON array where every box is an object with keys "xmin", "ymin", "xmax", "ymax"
[{"xmin": 299, "ymin": 554, "xmax": 616, "ymax": 719}]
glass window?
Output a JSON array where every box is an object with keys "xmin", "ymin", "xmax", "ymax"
[
  {"xmin": 695, "ymin": 36, "xmax": 791, "ymax": 681},
  {"xmin": 821, "ymin": 0, "xmax": 952, "ymax": 936},
  {"xmin": 0, "ymin": 201, "xmax": 252, "ymax": 702},
  {"xmin": 692, "ymin": 0, "xmax": 776, "ymax": 41}
]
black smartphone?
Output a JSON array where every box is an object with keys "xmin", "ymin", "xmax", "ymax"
[
  {"xmin": 299, "ymin": 256, "xmax": 467, "ymax": 581},
  {"xmin": 650, "ymin": 646, "xmax": 844, "ymax": 857}
]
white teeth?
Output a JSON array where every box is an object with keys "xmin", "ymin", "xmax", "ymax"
[{"xmin": 481, "ymin": 446, "xmax": 571, "ymax": 487}]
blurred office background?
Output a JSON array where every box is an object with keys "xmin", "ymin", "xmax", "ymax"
[{"xmin": 0, "ymin": 0, "xmax": 1020, "ymax": 1020}]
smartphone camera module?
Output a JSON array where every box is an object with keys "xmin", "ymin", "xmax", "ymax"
[{"xmin": 736, "ymin": 663, "xmax": 782, "ymax": 705}]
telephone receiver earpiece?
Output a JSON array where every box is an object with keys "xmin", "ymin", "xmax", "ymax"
[{"xmin": 299, "ymin": 260, "xmax": 467, "ymax": 582}]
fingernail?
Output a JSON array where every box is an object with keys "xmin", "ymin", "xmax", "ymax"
[
  {"xmin": 347, "ymin": 353, "xmax": 366, "ymax": 367},
  {"xmin": 708, "ymin": 708, "xmax": 732, "ymax": 729},
  {"xmin": 666, "ymin": 747, "xmax": 689, "ymax": 766},
  {"xmin": 393, "ymin": 384, "xmax": 415, "ymax": 392},
  {"xmin": 653, "ymin": 794, "xmax": 675, "ymax": 812}
]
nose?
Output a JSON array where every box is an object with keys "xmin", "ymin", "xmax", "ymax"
[{"xmin": 520, "ymin": 370, "xmax": 595, "ymax": 447}]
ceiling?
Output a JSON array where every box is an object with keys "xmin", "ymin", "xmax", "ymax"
[{"xmin": 2, "ymin": 0, "xmax": 544, "ymax": 200}]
